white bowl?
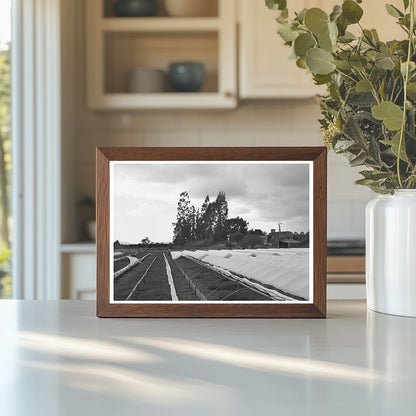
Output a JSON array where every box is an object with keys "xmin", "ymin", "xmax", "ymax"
[
  {"xmin": 164, "ymin": 0, "xmax": 217, "ymax": 17},
  {"xmin": 128, "ymin": 68, "xmax": 167, "ymax": 93}
]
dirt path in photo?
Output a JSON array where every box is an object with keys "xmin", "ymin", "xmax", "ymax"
[
  {"xmin": 167, "ymin": 257, "xmax": 200, "ymax": 301},
  {"xmin": 113, "ymin": 254, "xmax": 155, "ymax": 301},
  {"xmin": 126, "ymin": 251, "xmax": 172, "ymax": 301}
]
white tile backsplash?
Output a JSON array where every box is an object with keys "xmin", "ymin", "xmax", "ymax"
[
  {"xmin": 178, "ymin": 111, "xmax": 227, "ymax": 130},
  {"xmin": 142, "ymin": 130, "xmax": 201, "ymax": 147}
]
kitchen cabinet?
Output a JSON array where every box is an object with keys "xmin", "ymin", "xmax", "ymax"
[
  {"xmin": 61, "ymin": 245, "xmax": 96, "ymax": 300},
  {"xmin": 86, "ymin": 0, "xmax": 237, "ymax": 109},
  {"xmin": 238, "ymin": 0, "xmax": 325, "ymax": 99},
  {"xmin": 327, "ymin": 256, "xmax": 366, "ymax": 299},
  {"xmin": 87, "ymin": 0, "xmax": 404, "ymax": 107},
  {"xmin": 238, "ymin": 0, "xmax": 404, "ymax": 99}
]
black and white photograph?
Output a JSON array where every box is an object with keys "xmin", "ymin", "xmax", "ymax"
[{"xmin": 110, "ymin": 161, "xmax": 313, "ymax": 303}]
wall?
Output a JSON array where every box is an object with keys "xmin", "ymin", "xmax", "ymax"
[{"xmin": 61, "ymin": 0, "xmax": 374, "ymax": 243}]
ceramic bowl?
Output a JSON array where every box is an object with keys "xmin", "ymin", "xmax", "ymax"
[
  {"xmin": 114, "ymin": 0, "xmax": 158, "ymax": 17},
  {"xmin": 168, "ymin": 62, "xmax": 205, "ymax": 92}
]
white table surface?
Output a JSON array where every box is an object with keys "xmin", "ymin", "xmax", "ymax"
[{"xmin": 0, "ymin": 300, "xmax": 415, "ymax": 416}]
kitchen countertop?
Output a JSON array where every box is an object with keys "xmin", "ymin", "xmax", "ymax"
[{"xmin": 0, "ymin": 300, "xmax": 415, "ymax": 415}]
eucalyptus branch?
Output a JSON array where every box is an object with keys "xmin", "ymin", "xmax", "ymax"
[
  {"xmin": 267, "ymin": 0, "xmax": 416, "ymax": 193},
  {"xmin": 397, "ymin": 0, "xmax": 415, "ymax": 188}
]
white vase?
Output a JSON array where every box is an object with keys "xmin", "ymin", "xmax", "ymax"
[{"xmin": 366, "ymin": 190, "xmax": 416, "ymax": 317}]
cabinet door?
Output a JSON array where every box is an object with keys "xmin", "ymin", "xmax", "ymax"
[
  {"xmin": 62, "ymin": 253, "xmax": 96, "ymax": 300},
  {"xmin": 239, "ymin": 0, "xmax": 326, "ymax": 99},
  {"xmin": 239, "ymin": 0, "xmax": 403, "ymax": 99}
]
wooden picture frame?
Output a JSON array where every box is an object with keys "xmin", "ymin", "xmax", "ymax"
[{"xmin": 96, "ymin": 147, "xmax": 327, "ymax": 318}]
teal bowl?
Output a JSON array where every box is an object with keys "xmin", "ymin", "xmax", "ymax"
[
  {"xmin": 168, "ymin": 62, "xmax": 205, "ymax": 93},
  {"xmin": 114, "ymin": 0, "xmax": 157, "ymax": 17}
]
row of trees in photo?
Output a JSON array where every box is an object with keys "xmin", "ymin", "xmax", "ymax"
[
  {"xmin": 114, "ymin": 190, "xmax": 309, "ymax": 249},
  {"xmin": 172, "ymin": 191, "xmax": 310, "ymax": 248},
  {"xmin": 173, "ymin": 191, "xmax": 249, "ymax": 246}
]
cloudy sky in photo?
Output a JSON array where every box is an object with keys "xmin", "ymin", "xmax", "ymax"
[{"xmin": 112, "ymin": 162, "xmax": 311, "ymax": 243}]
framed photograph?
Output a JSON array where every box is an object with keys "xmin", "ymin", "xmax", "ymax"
[{"xmin": 96, "ymin": 147, "xmax": 327, "ymax": 318}]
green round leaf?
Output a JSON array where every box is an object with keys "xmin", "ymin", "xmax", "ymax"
[
  {"xmin": 306, "ymin": 48, "xmax": 335, "ymax": 75},
  {"xmin": 339, "ymin": 31, "xmax": 356, "ymax": 42},
  {"xmin": 336, "ymin": 15, "xmax": 348, "ymax": 36},
  {"xmin": 401, "ymin": 61, "xmax": 416, "ymax": 76},
  {"xmin": 371, "ymin": 101, "xmax": 403, "ymax": 131},
  {"xmin": 296, "ymin": 8, "xmax": 307, "ymax": 23},
  {"xmin": 318, "ymin": 22, "xmax": 338, "ymax": 52},
  {"xmin": 383, "ymin": 133, "xmax": 409, "ymax": 162},
  {"xmin": 330, "ymin": 5, "xmax": 342, "ymax": 22},
  {"xmin": 313, "ymin": 74, "xmax": 332, "ymax": 85},
  {"xmin": 356, "ymin": 79, "xmax": 372, "ymax": 92},
  {"xmin": 266, "ymin": 0, "xmax": 287, "ymax": 11},
  {"xmin": 342, "ymin": 0, "xmax": 364, "ymax": 24},
  {"xmin": 296, "ymin": 57, "xmax": 308, "ymax": 69},
  {"xmin": 304, "ymin": 8, "xmax": 329, "ymax": 35},
  {"xmin": 333, "ymin": 60, "xmax": 352, "ymax": 70},
  {"xmin": 375, "ymin": 55, "xmax": 395, "ymax": 70},
  {"xmin": 328, "ymin": 21, "xmax": 338, "ymax": 43},
  {"xmin": 277, "ymin": 23, "xmax": 298, "ymax": 43},
  {"xmin": 350, "ymin": 54, "xmax": 368, "ymax": 70},
  {"xmin": 294, "ymin": 33, "xmax": 316, "ymax": 57},
  {"xmin": 407, "ymin": 82, "xmax": 416, "ymax": 99},
  {"xmin": 371, "ymin": 29, "xmax": 380, "ymax": 42},
  {"xmin": 318, "ymin": 29, "xmax": 333, "ymax": 52}
]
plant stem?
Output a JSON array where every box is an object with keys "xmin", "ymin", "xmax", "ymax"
[
  {"xmin": 397, "ymin": 0, "xmax": 415, "ymax": 188},
  {"xmin": 390, "ymin": 79, "xmax": 398, "ymax": 102}
]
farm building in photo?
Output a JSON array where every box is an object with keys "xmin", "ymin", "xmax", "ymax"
[
  {"xmin": 279, "ymin": 239, "xmax": 302, "ymax": 249},
  {"xmin": 269, "ymin": 230, "xmax": 293, "ymax": 247}
]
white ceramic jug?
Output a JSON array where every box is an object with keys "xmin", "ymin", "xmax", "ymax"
[{"xmin": 366, "ymin": 190, "xmax": 416, "ymax": 317}]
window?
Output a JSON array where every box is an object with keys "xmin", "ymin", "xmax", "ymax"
[{"xmin": 0, "ymin": 0, "xmax": 11, "ymax": 298}]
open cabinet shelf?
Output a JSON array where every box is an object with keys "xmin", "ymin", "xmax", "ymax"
[
  {"xmin": 86, "ymin": 0, "xmax": 237, "ymax": 110},
  {"xmin": 94, "ymin": 93, "xmax": 235, "ymax": 109},
  {"xmin": 101, "ymin": 17, "xmax": 221, "ymax": 31}
]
